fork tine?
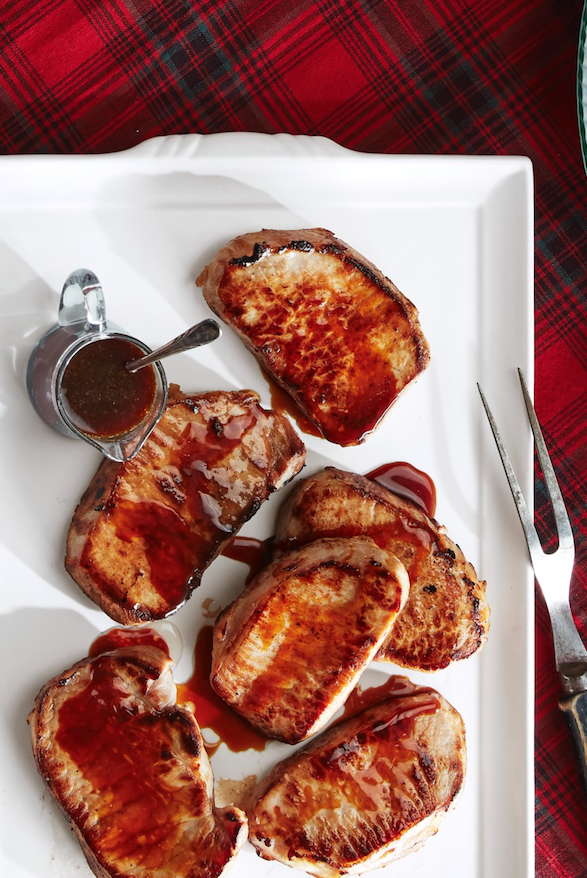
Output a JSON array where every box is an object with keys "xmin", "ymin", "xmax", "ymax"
[
  {"xmin": 477, "ymin": 381, "xmax": 542, "ymax": 563},
  {"xmin": 516, "ymin": 369, "xmax": 574, "ymax": 553}
]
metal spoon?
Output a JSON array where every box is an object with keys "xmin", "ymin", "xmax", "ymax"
[{"xmin": 126, "ymin": 318, "xmax": 221, "ymax": 372}]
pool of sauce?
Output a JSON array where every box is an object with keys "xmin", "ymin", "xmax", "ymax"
[
  {"xmin": 177, "ymin": 625, "xmax": 268, "ymax": 756},
  {"xmin": 221, "ymin": 534, "xmax": 274, "ymax": 585},
  {"xmin": 339, "ymin": 673, "xmax": 439, "ymax": 721},
  {"xmin": 60, "ymin": 337, "xmax": 157, "ymax": 439},
  {"xmin": 366, "ymin": 461, "xmax": 436, "ymax": 518}
]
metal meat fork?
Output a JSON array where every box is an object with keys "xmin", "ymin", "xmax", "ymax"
[{"xmin": 478, "ymin": 369, "xmax": 587, "ymax": 796}]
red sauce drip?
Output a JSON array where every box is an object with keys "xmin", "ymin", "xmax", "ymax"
[
  {"xmin": 61, "ymin": 337, "xmax": 157, "ymax": 438},
  {"xmin": 340, "ymin": 674, "xmax": 435, "ymax": 720},
  {"xmin": 177, "ymin": 625, "xmax": 268, "ymax": 756},
  {"xmin": 89, "ymin": 626, "xmax": 170, "ymax": 659},
  {"xmin": 54, "ymin": 654, "xmax": 204, "ymax": 868},
  {"xmin": 221, "ymin": 534, "xmax": 274, "ymax": 585},
  {"xmin": 367, "ymin": 461, "xmax": 436, "ymax": 518},
  {"xmin": 262, "ymin": 369, "xmax": 323, "ymax": 438}
]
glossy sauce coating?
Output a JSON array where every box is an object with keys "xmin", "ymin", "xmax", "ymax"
[
  {"xmin": 61, "ymin": 337, "xmax": 157, "ymax": 438},
  {"xmin": 54, "ymin": 653, "xmax": 205, "ymax": 870},
  {"xmin": 290, "ymin": 693, "xmax": 441, "ymax": 821},
  {"xmin": 89, "ymin": 626, "xmax": 170, "ymax": 658},
  {"xmin": 340, "ymin": 672, "xmax": 434, "ymax": 720},
  {"xmin": 250, "ymin": 685, "xmax": 445, "ymax": 858},
  {"xmin": 94, "ymin": 399, "xmax": 262, "ymax": 610},
  {"xmin": 103, "ymin": 498, "xmax": 199, "ymax": 610},
  {"xmin": 367, "ymin": 461, "xmax": 437, "ymax": 518}
]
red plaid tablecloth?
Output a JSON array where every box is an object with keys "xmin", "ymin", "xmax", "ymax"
[{"xmin": 1, "ymin": 1, "xmax": 586, "ymax": 874}]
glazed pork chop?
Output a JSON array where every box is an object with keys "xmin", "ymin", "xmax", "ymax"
[
  {"xmin": 247, "ymin": 677, "xmax": 466, "ymax": 877},
  {"xmin": 28, "ymin": 642, "xmax": 247, "ymax": 878},
  {"xmin": 196, "ymin": 228, "xmax": 430, "ymax": 446},
  {"xmin": 274, "ymin": 467, "xmax": 489, "ymax": 672},
  {"xmin": 65, "ymin": 385, "xmax": 305, "ymax": 626},
  {"xmin": 210, "ymin": 535, "xmax": 409, "ymax": 744}
]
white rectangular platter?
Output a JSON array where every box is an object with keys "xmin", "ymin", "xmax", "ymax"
[{"xmin": 0, "ymin": 133, "xmax": 534, "ymax": 878}]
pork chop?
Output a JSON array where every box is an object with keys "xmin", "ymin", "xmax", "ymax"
[
  {"xmin": 65, "ymin": 385, "xmax": 306, "ymax": 626},
  {"xmin": 210, "ymin": 535, "xmax": 409, "ymax": 744},
  {"xmin": 274, "ymin": 467, "xmax": 489, "ymax": 671},
  {"xmin": 247, "ymin": 677, "xmax": 466, "ymax": 877},
  {"xmin": 28, "ymin": 641, "xmax": 248, "ymax": 878},
  {"xmin": 196, "ymin": 228, "xmax": 430, "ymax": 446}
]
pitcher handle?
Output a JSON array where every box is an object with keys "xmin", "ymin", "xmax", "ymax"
[{"xmin": 58, "ymin": 268, "xmax": 107, "ymax": 333}]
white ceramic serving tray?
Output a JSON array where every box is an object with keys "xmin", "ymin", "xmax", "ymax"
[{"xmin": 0, "ymin": 133, "xmax": 534, "ymax": 878}]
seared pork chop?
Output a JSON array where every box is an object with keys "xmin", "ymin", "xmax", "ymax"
[
  {"xmin": 196, "ymin": 228, "xmax": 430, "ymax": 446},
  {"xmin": 65, "ymin": 385, "xmax": 305, "ymax": 626},
  {"xmin": 274, "ymin": 467, "xmax": 489, "ymax": 671},
  {"xmin": 247, "ymin": 677, "xmax": 466, "ymax": 877},
  {"xmin": 28, "ymin": 642, "xmax": 247, "ymax": 878},
  {"xmin": 210, "ymin": 535, "xmax": 409, "ymax": 744}
]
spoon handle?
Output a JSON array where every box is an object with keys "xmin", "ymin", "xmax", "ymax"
[{"xmin": 126, "ymin": 319, "xmax": 221, "ymax": 372}]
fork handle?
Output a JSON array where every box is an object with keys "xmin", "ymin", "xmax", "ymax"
[{"xmin": 559, "ymin": 690, "xmax": 587, "ymax": 799}]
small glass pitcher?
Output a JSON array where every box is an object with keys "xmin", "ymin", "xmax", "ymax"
[{"xmin": 26, "ymin": 268, "xmax": 168, "ymax": 462}]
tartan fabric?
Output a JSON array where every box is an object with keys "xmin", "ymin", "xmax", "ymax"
[{"xmin": 1, "ymin": 0, "xmax": 586, "ymax": 874}]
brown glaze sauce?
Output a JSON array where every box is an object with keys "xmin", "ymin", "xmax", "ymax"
[
  {"xmin": 220, "ymin": 534, "xmax": 274, "ymax": 585},
  {"xmin": 367, "ymin": 461, "xmax": 436, "ymax": 518},
  {"xmin": 86, "ymin": 625, "xmax": 269, "ymax": 759},
  {"xmin": 61, "ymin": 337, "xmax": 157, "ymax": 439},
  {"xmin": 99, "ymin": 401, "xmax": 262, "ymax": 608},
  {"xmin": 54, "ymin": 651, "xmax": 203, "ymax": 868},
  {"xmin": 293, "ymin": 690, "xmax": 441, "ymax": 827},
  {"xmin": 89, "ymin": 626, "xmax": 170, "ymax": 658},
  {"xmin": 178, "ymin": 625, "xmax": 268, "ymax": 756},
  {"xmin": 102, "ymin": 499, "xmax": 198, "ymax": 610},
  {"xmin": 261, "ymin": 368, "xmax": 323, "ymax": 438},
  {"xmin": 339, "ymin": 673, "xmax": 438, "ymax": 721},
  {"xmin": 82, "ymin": 462, "xmax": 437, "ymax": 761}
]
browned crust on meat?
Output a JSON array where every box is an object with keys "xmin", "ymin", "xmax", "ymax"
[
  {"xmin": 197, "ymin": 229, "xmax": 430, "ymax": 446},
  {"xmin": 28, "ymin": 645, "xmax": 248, "ymax": 878},
  {"xmin": 210, "ymin": 535, "xmax": 409, "ymax": 744},
  {"xmin": 274, "ymin": 467, "xmax": 489, "ymax": 672},
  {"xmin": 65, "ymin": 385, "xmax": 306, "ymax": 626},
  {"xmin": 247, "ymin": 680, "xmax": 466, "ymax": 876}
]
